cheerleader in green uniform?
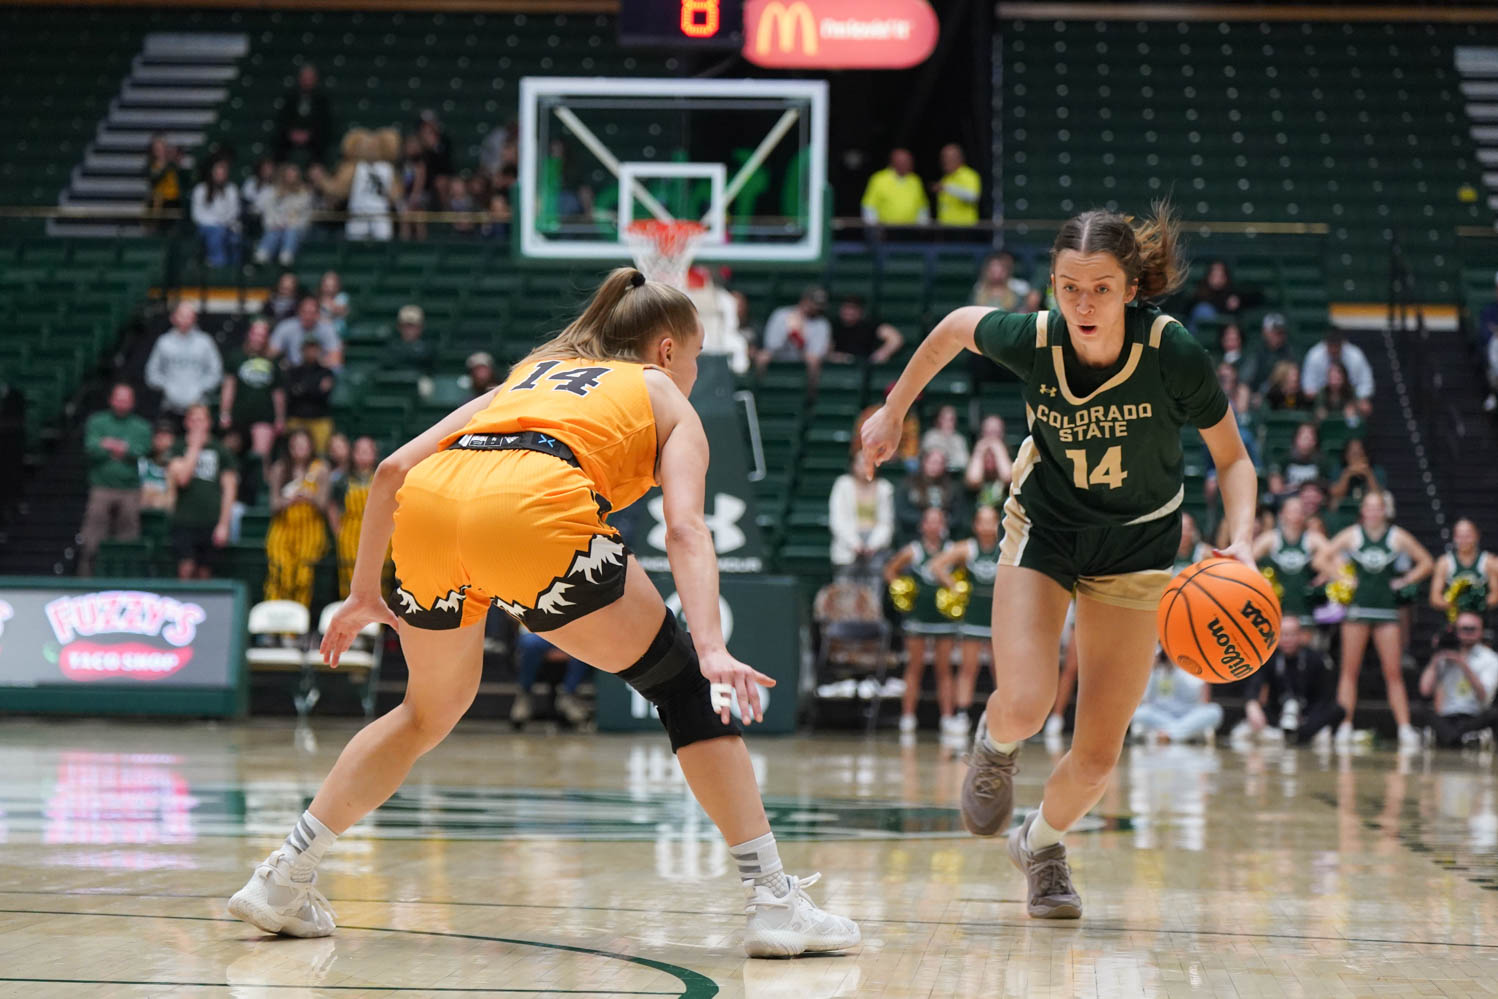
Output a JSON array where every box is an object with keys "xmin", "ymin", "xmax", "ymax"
[
  {"xmin": 1428, "ymin": 518, "xmax": 1498, "ymax": 620},
  {"xmin": 1252, "ymin": 495, "xmax": 1327, "ymax": 627},
  {"xmin": 884, "ymin": 506, "xmax": 959, "ymax": 736},
  {"xmin": 930, "ymin": 505, "xmax": 1003, "ymax": 743},
  {"xmin": 1314, "ymin": 491, "xmax": 1433, "ymax": 749}
]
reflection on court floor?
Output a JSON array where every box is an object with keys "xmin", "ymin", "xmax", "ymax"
[{"xmin": 0, "ymin": 719, "xmax": 1495, "ymax": 997}]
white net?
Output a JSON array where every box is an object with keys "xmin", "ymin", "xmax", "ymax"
[{"xmin": 625, "ymin": 220, "xmax": 706, "ymax": 290}]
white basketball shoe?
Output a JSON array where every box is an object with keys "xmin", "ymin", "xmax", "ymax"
[
  {"xmin": 742, "ymin": 872, "xmax": 861, "ymax": 958},
  {"xmin": 228, "ymin": 849, "xmax": 337, "ymax": 937}
]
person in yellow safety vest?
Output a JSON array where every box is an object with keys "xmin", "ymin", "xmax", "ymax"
[
  {"xmin": 933, "ymin": 144, "xmax": 982, "ymax": 226},
  {"xmin": 861, "ymin": 148, "xmax": 929, "ymax": 225}
]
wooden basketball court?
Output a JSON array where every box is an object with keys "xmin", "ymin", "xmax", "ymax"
[{"xmin": 1, "ymin": 718, "xmax": 1495, "ymax": 997}]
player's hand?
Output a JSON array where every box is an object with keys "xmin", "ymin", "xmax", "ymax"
[
  {"xmin": 858, "ymin": 404, "xmax": 903, "ymax": 481},
  {"xmin": 1212, "ymin": 539, "xmax": 1255, "ymax": 569},
  {"xmin": 211, "ymin": 523, "xmax": 229, "ymax": 547},
  {"xmin": 321, "ymin": 589, "xmax": 399, "ymax": 669},
  {"xmin": 698, "ymin": 647, "xmax": 775, "ymax": 726}
]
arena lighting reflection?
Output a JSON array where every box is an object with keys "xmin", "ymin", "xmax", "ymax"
[{"xmin": 41, "ymin": 751, "xmax": 198, "ymax": 869}]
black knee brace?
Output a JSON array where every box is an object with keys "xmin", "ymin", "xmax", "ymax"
[{"xmin": 618, "ymin": 610, "xmax": 741, "ymax": 752}]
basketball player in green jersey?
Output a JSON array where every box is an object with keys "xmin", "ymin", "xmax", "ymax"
[
  {"xmin": 1313, "ymin": 490, "xmax": 1433, "ymax": 750},
  {"xmin": 860, "ymin": 204, "xmax": 1261, "ymax": 919},
  {"xmin": 929, "ymin": 504, "xmax": 1004, "ymax": 743},
  {"xmin": 1253, "ymin": 496, "xmax": 1327, "ymax": 627},
  {"xmin": 1428, "ymin": 517, "xmax": 1498, "ymax": 618}
]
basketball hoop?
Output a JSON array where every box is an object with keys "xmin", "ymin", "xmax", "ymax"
[{"xmin": 625, "ymin": 219, "xmax": 707, "ymax": 290}]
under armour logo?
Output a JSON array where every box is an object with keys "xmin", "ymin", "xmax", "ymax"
[
  {"xmin": 647, "ymin": 493, "xmax": 747, "ymax": 554},
  {"xmin": 1039, "ymin": 384, "xmax": 1058, "ymax": 397}
]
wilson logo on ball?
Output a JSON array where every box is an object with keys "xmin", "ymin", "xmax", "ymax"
[
  {"xmin": 1240, "ymin": 599, "xmax": 1276, "ymax": 647},
  {"xmin": 1206, "ymin": 617, "xmax": 1253, "ymax": 678}
]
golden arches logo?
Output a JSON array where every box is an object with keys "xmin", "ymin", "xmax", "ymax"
[{"xmin": 755, "ymin": 1, "xmax": 818, "ymax": 55}]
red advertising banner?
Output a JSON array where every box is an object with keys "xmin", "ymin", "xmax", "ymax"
[{"xmin": 743, "ymin": 0, "xmax": 938, "ymax": 70}]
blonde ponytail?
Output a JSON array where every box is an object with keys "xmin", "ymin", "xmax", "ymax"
[{"xmin": 517, "ymin": 267, "xmax": 699, "ymax": 370}]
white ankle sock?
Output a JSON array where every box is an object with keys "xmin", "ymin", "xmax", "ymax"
[
  {"xmin": 729, "ymin": 831, "xmax": 789, "ymax": 895},
  {"xmin": 1026, "ymin": 805, "xmax": 1064, "ymax": 851},
  {"xmin": 980, "ymin": 725, "xmax": 1019, "ymax": 756},
  {"xmin": 283, "ymin": 809, "xmax": 338, "ymax": 880}
]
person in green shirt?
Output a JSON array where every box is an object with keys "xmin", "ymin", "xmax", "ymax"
[
  {"xmin": 77, "ymin": 382, "xmax": 153, "ymax": 576},
  {"xmin": 859, "ymin": 203, "xmax": 1259, "ymax": 921},
  {"xmin": 167, "ymin": 403, "xmax": 239, "ymax": 579},
  {"xmin": 219, "ymin": 319, "xmax": 285, "ymax": 459}
]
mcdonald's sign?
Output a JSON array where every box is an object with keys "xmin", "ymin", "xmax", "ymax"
[{"xmin": 743, "ymin": 0, "xmax": 938, "ymax": 70}]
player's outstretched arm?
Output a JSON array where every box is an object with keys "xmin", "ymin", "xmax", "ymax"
[
  {"xmin": 1199, "ymin": 411, "xmax": 1258, "ymax": 567},
  {"xmin": 859, "ymin": 306, "xmax": 992, "ymax": 479},
  {"xmin": 653, "ymin": 373, "xmax": 775, "ymax": 725},
  {"xmin": 322, "ymin": 388, "xmax": 500, "ymax": 666}
]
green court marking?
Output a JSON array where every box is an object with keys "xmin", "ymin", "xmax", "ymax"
[{"xmin": 0, "ymin": 909, "xmax": 719, "ymax": 999}]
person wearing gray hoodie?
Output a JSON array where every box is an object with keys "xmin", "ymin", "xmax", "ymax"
[{"xmin": 146, "ymin": 303, "xmax": 224, "ymax": 419}]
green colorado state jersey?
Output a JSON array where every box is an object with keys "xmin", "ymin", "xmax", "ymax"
[{"xmin": 975, "ymin": 306, "xmax": 1228, "ymax": 530}]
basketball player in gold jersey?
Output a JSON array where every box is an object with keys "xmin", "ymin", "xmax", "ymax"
[{"xmin": 229, "ymin": 269, "xmax": 858, "ymax": 958}]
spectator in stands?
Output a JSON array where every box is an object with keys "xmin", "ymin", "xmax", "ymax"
[
  {"xmin": 1264, "ymin": 361, "xmax": 1314, "ymax": 413},
  {"xmin": 384, "ymin": 304, "xmax": 435, "ymax": 373},
  {"xmin": 398, "ymin": 132, "xmax": 430, "ymax": 241},
  {"xmin": 317, "ymin": 270, "xmax": 350, "ymax": 337},
  {"xmin": 76, "ymin": 383, "xmax": 152, "ymax": 576},
  {"xmin": 482, "ymin": 186, "xmax": 513, "ymax": 242},
  {"xmin": 896, "ymin": 448, "xmax": 969, "ymax": 541},
  {"xmin": 325, "ymin": 432, "xmax": 351, "ymax": 490},
  {"xmin": 964, "ymin": 415, "xmax": 1012, "ymax": 508},
  {"xmin": 328, "ymin": 435, "xmax": 379, "ymax": 598},
  {"xmin": 829, "ymin": 419, "xmax": 894, "ymax": 572},
  {"xmin": 145, "ymin": 303, "xmax": 223, "ymax": 423},
  {"xmin": 510, "ymin": 629, "xmax": 592, "ymax": 728},
  {"xmin": 1315, "ymin": 361, "xmax": 1369, "ymax": 424},
  {"xmin": 931, "ymin": 143, "xmax": 981, "ymax": 226},
  {"xmin": 139, "ymin": 421, "xmax": 176, "ymax": 512},
  {"xmin": 1278, "ymin": 423, "xmax": 1328, "ymax": 490},
  {"xmin": 1302, "ymin": 331, "xmax": 1374, "ymax": 403},
  {"xmin": 827, "ymin": 294, "xmax": 903, "ymax": 365},
  {"xmin": 920, "ymin": 405, "xmax": 970, "ymax": 473},
  {"xmin": 1486, "ymin": 333, "xmax": 1498, "ymax": 414},
  {"xmin": 860, "ymin": 148, "xmax": 929, "ymax": 225},
  {"xmin": 756, "ymin": 286, "xmax": 831, "ymax": 390},
  {"xmin": 542, "ymin": 138, "xmax": 593, "ymax": 222},
  {"xmin": 445, "ymin": 171, "xmax": 479, "ymax": 235},
  {"xmin": 144, "ymin": 133, "xmax": 183, "ymax": 233},
  {"xmin": 1173, "ymin": 511, "xmax": 1211, "ymax": 572},
  {"xmin": 1415, "ymin": 612, "xmax": 1498, "ymax": 748},
  {"xmin": 191, "ymin": 156, "xmax": 241, "ymax": 268},
  {"xmin": 274, "ymin": 64, "xmax": 333, "ymax": 165},
  {"xmin": 263, "ymin": 427, "xmax": 330, "ymax": 606},
  {"xmin": 1216, "ymin": 363, "xmax": 1254, "ymax": 439},
  {"xmin": 270, "ymin": 295, "xmax": 343, "ymax": 369},
  {"xmin": 1478, "ymin": 271, "xmax": 1498, "ymax": 350},
  {"xmin": 479, "ymin": 118, "xmax": 517, "ymax": 180},
  {"xmin": 283, "ymin": 339, "xmax": 337, "ymax": 454},
  {"xmin": 262, "ymin": 272, "xmax": 301, "ymax": 325},
  {"xmin": 1129, "ymin": 650, "xmax": 1222, "ymax": 744},
  {"xmin": 1217, "ymin": 323, "xmax": 1244, "ymax": 374},
  {"xmin": 219, "ymin": 319, "xmax": 284, "ymax": 460},
  {"xmin": 1231, "ymin": 617, "xmax": 1343, "ymax": 746},
  {"xmin": 240, "ymin": 156, "xmax": 276, "ymax": 237},
  {"xmin": 418, "ymin": 110, "xmax": 455, "ymax": 194},
  {"xmin": 253, "ymin": 164, "xmax": 313, "ymax": 267},
  {"xmin": 970, "ymin": 251, "xmax": 1035, "ymax": 312},
  {"xmin": 685, "ymin": 267, "xmax": 750, "ymax": 375},
  {"xmin": 1239, "ymin": 313, "xmax": 1296, "ymax": 397},
  {"xmin": 167, "ymin": 404, "xmax": 237, "ymax": 580},
  {"xmin": 466, "ymin": 351, "xmax": 500, "ymax": 398},
  {"xmin": 1189, "ymin": 259, "xmax": 1254, "ymax": 329},
  {"xmin": 1327, "ymin": 438, "xmax": 1381, "ymax": 512}
]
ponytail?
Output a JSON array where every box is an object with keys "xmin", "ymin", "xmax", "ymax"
[
  {"xmin": 517, "ymin": 267, "xmax": 699, "ymax": 370},
  {"xmin": 1051, "ymin": 200, "xmax": 1186, "ymax": 302}
]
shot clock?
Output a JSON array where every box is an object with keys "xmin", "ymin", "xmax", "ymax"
[{"xmin": 617, "ymin": 0, "xmax": 746, "ymax": 49}]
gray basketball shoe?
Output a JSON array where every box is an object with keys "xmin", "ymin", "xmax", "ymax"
[
  {"xmin": 1007, "ymin": 811, "xmax": 1082, "ymax": 919},
  {"xmin": 959, "ymin": 710, "xmax": 1020, "ymax": 836}
]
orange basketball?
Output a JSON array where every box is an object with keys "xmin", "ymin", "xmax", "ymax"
[{"xmin": 1157, "ymin": 557, "xmax": 1281, "ymax": 683}]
